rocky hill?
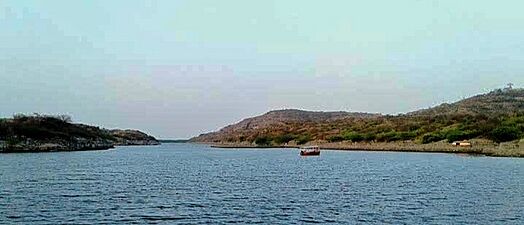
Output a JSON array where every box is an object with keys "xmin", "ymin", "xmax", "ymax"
[
  {"xmin": 192, "ymin": 89, "xmax": 524, "ymax": 146},
  {"xmin": 109, "ymin": 129, "xmax": 160, "ymax": 146},
  {"xmin": 0, "ymin": 114, "xmax": 159, "ymax": 152},
  {"xmin": 191, "ymin": 109, "xmax": 378, "ymax": 143}
]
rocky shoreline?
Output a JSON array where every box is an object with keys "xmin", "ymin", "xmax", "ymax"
[
  {"xmin": 0, "ymin": 115, "xmax": 161, "ymax": 153},
  {"xmin": 206, "ymin": 138, "xmax": 524, "ymax": 158},
  {"xmin": 0, "ymin": 139, "xmax": 114, "ymax": 153},
  {"xmin": 0, "ymin": 138, "xmax": 160, "ymax": 153}
]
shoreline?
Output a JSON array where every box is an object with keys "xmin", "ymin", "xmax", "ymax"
[
  {"xmin": 0, "ymin": 143, "xmax": 161, "ymax": 154},
  {"xmin": 213, "ymin": 145, "xmax": 488, "ymax": 156},
  {"xmin": 206, "ymin": 140, "xmax": 524, "ymax": 158},
  {"xmin": 0, "ymin": 146, "xmax": 114, "ymax": 154}
]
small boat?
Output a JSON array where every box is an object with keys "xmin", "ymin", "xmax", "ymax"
[{"xmin": 300, "ymin": 146, "xmax": 320, "ymax": 156}]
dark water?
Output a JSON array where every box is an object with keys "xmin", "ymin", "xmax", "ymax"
[{"xmin": 0, "ymin": 144, "xmax": 522, "ymax": 224}]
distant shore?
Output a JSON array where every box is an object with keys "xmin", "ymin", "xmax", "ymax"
[
  {"xmin": 0, "ymin": 114, "xmax": 161, "ymax": 153},
  {"xmin": 0, "ymin": 139, "xmax": 161, "ymax": 153},
  {"xmin": 0, "ymin": 140, "xmax": 162, "ymax": 153},
  {"xmin": 206, "ymin": 139, "xmax": 524, "ymax": 158},
  {"xmin": 0, "ymin": 146, "xmax": 114, "ymax": 153}
]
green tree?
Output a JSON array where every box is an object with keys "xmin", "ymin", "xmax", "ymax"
[
  {"xmin": 362, "ymin": 133, "xmax": 376, "ymax": 142},
  {"xmin": 327, "ymin": 135, "xmax": 344, "ymax": 142},
  {"xmin": 490, "ymin": 126, "xmax": 522, "ymax": 143},
  {"xmin": 422, "ymin": 132, "xmax": 445, "ymax": 144},
  {"xmin": 296, "ymin": 135, "xmax": 311, "ymax": 145},
  {"xmin": 273, "ymin": 134, "xmax": 295, "ymax": 144},
  {"xmin": 342, "ymin": 131, "xmax": 364, "ymax": 142},
  {"xmin": 254, "ymin": 136, "xmax": 272, "ymax": 146},
  {"xmin": 376, "ymin": 131, "xmax": 402, "ymax": 142},
  {"xmin": 444, "ymin": 129, "xmax": 478, "ymax": 143},
  {"xmin": 397, "ymin": 131, "xmax": 417, "ymax": 140}
]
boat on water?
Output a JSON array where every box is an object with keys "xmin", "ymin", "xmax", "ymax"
[{"xmin": 300, "ymin": 146, "xmax": 320, "ymax": 156}]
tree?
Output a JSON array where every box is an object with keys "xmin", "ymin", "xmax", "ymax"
[
  {"xmin": 490, "ymin": 126, "xmax": 522, "ymax": 143},
  {"xmin": 422, "ymin": 132, "xmax": 445, "ymax": 144},
  {"xmin": 296, "ymin": 135, "xmax": 311, "ymax": 145},
  {"xmin": 327, "ymin": 135, "xmax": 344, "ymax": 142},
  {"xmin": 273, "ymin": 134, "xmax": 295, "ymax": 144},
  {"xmin": 57, "ymin": 115, "xmax": 72, "ymax": 123},
  {"xmin": 342, "ymin": 131, "xmax": 364, "ymax": 142},
  {"xmin": 254, "ymin": 136, "xmax": 272, "ymax": 146}
]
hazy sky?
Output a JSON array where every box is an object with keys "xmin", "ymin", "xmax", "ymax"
[{"xmin": 1, "ymin": 1, "xmax": 523, "ymax": 138}]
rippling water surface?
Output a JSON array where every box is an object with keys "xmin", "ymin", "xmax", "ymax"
[{"xmin": 1, "ymin": 144, "xmax": 523, "ymax": 224}]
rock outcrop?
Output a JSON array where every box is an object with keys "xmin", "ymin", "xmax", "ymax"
[{"xmin": 109, "ymin": 129, "xmax": 161, "ymax": 146}]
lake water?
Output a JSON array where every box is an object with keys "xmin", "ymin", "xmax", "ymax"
[{"xmin": 0, "ymin": 143, "xmax": 522, "ymax": 224}]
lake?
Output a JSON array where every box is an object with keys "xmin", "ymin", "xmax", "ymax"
[{"xmin": 0, "ymin": 143, "xmax": 522, "ymax": 224}]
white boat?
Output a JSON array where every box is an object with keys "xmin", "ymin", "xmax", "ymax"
[{"xmin": 300, "ymin": 146, "xmax": 320, "ymax": 156}]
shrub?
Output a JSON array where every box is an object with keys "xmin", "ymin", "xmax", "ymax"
[
  {"xmin": 375, "ymin": 131, "xmax": 416, "ymax": 142},
  {"xmin": 254, "ymin": 136, "xmax": 272, "ymax": 146},
  {"xmin": 273, "ymin": 134, "xmax": 295, "ymax": 144},
  {"xmin": 444, "ymin": 129, "xmax": 478, "ymax": 143},
  {"xmin": 362, "ymin": 133, "xmax": 376, "ymax": 142},
  {"xmin": 501, "ymin": 116, "xmax": 524, "ymax": 133},
  {"xmin": 422, "ymin": 132, "xmax": 445, "ymax": 144},
  {"xmin": 327, "ymin": 135, "xmax": 344, "ymax": 142},
  {"xmin": 296, "ymin": 135, "xmax": 311, "ymax": 145},
  {"xmin": 0, "ymin": 121, "xmax": 9, "ymax": 138},
  {"xmin": 342, "ymin": 131, "xmax": 364, "ymax": 142},
  {"xmin": 397, "ymin": 131, "xmax": 417, "ymax": 140},
  {"xmin": 376, "ymin": 132, "xmax": 400, "ymax": 142},
  {"xmin": 490, "ymin": 126, "xmax": 522, "ymax": 143},
  {"xmin": 5, "ymin": 137, "xmax": 20, "ymax": 147}
]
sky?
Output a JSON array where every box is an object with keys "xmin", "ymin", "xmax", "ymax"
[{"xmin": 1, "ymin": 0, "xmax": 523, "ymax": 139}]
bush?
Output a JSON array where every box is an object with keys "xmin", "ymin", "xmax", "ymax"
[
  {"xmin": 273, "ymin": 134, "xmax": 295, "ymax": 144},
  {"xmin": 490, "ymin": 126, "xmax": 522, "ymax": 143},
  {"xmin": 501, "ymin": 116, "xmax": 524, "ymax": 133},
  {"xmin": 376, "ymin": 132, "xmax": 400, "ymax": 142},
  {"xmin": 375, "ymin": 131, "xmax": 416, "ymax": 142},
  {"xmin": 342, "ymin": 131, "xmax": 364, "ymax": 142},
  {"xmin": 422, "ymin": 132, "xmax": 445, "ymax": 144},
  {"xmin": 5, "ymin": 137, "xmax": 21, "ymax": 146},
  {"xmin": 444, "ymin": 129, "xmax": 478, "ymax": 143},
  {"xmin": 0, "ymin": 121, "xmax": 9, "ymax": 138},
  {"xmin": 327, "ymin": 135, "xmax": 344, "ymax": 142},
  {"xmin": 254, "ymin": 136, "xmax": 272, "ymax": 146},
  {"xmin": 296, "ymin": 135, "xmax": 311, "ymax": 145},
  {"xmin": 362, "ymin": 133, "xmax": 376, "ymax": 142},
  {"xmin": 397, "ymin": 131, "xmax": 417, "ymax": 140}
]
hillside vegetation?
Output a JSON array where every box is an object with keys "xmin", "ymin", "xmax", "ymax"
[
  {"xmin": 0, "ymin": 114, "xmax": 159, "ymax": 152},
  {"xmin": 192, "ymin": 89, "xmax": 524, "ymax": 147}
]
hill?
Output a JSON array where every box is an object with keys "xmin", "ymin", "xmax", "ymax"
[
  {"xmin": 0, "ymin": 114, "xmax": 159, "ymax": 152},
  {"xmin": 191, "ymin": 89, "xmax": 524, "ymax": 156},
  {"xmin": 109, "ymin": 129, "xmax": 160, "ymax": 146},
  {"xmin": 409, "ymin": 88, "xmax": 524, "ymax": 116},
  {"xmin": 191, "ymin": 109, "xmax": 378, "ymax": 143}
]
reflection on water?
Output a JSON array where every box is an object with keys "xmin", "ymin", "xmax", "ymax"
[{"xmin": 1, "ymin": 144, "xmax": 523, "ymax": 224}]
